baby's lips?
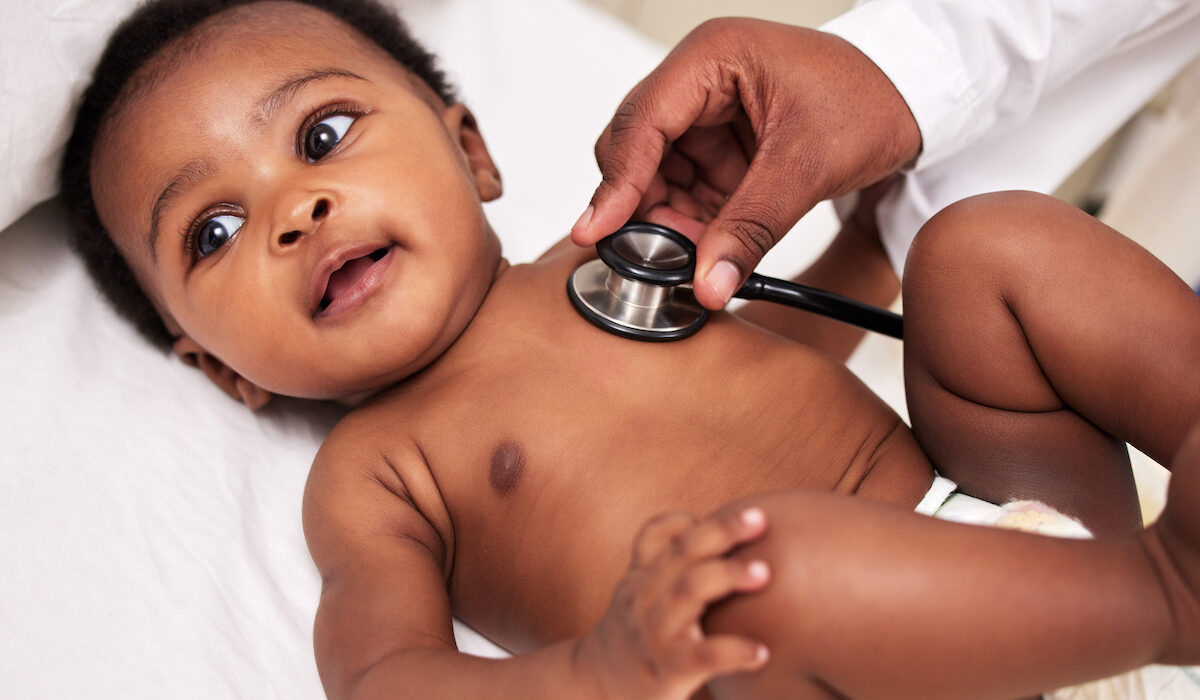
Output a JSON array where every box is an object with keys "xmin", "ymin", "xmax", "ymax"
[
  {"xmin": 311, "ymin": 244, "xmax": 397, "ymax": 319},
  {"xmin": 308, "ymin": 241, "xmax": 393, "ymax": 314},
  {"xmin": 320, "ymin": 249, "xmax": 388, "ymax": 311}
]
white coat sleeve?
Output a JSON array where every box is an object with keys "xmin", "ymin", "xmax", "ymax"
[
  {"xmin": 821, "ymin": 0, "xmax": 1200, "ymax": 277},
  {"xmin": 821, "ymin": 0, "xmax": 1200, "ymax": 168}
]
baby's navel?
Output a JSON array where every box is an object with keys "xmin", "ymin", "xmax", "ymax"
[{"xmin": 489, "ymin": 440, "xmax": 525, "ymax": 495}]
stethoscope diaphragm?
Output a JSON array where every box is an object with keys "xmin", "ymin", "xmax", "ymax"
[{"xmin": 567, "ymin": 223, "xmax": 707, "ymax": 341}]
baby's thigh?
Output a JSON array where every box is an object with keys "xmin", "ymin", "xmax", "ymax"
[
  {"xmin": 699, "ymin": 490, "xmax": 1047, "ymax": 700},
  {"xmin": 701, "ymin": 491, "xmax": 887, "ymax": 700}
]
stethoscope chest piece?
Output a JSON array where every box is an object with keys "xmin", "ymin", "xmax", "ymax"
[
  {"xmin": 568, "ymin": 220, "xmax": 904, "ymax": 342},
  {"xmin": 567, "ymin": 223, "xmax": 708, "ymax": 341}
]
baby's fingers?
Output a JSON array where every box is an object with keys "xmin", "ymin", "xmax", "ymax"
[
  {"xmin": 684, "ymin": 633, "xmax": 770, "ymax": 680},
  {"xmin": 659, "ymin": 558, "xmax": 771, "ymax": 636},
  {"xmin": 633, "ymin": 511, "xmax": 698, "ymax": 567},
  {"xmin": 676, "ymin": 507, "xmax": 768, "ymax": 564}
]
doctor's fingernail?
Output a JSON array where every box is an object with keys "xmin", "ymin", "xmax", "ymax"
[
  {"xmin": 572, "ymin": 205, "xmax": 594, "ymax": 235},
  {"xmin": 705, "ymin": 260, "xmax": 741, "ymax": 305}
]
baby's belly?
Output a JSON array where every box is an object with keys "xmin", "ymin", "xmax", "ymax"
[{"xmin": 450, "ymin": 431, "xmax": 930, "ymax": 653}]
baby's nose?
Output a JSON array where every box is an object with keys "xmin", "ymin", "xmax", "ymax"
[{"xmin": 277, "ymin": 196, "xmax": 332, "ymax": 248}]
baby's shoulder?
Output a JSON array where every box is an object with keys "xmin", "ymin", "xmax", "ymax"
[
  {"xmin": 316, "ymin": 396, "xmax": 400, "ymax": 450},
  {"xmin": 311, "ymin": 400, "xmax": 426, "ymax": 493},
  {"xmin": 303, "ymin": 403, "xmax": 456, "ymax": 580},
  {"xmin": 306, "ymin": 401, "xmax": 453, "ymax": 553}
]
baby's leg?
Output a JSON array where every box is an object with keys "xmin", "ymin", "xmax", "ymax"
[
  {"xmin": 703, "ymin": 421, "xmax": 1200, "ymax": 698},
  {"xmin": 701, "ymin": 489, "xmax": 1174, "ymax": 699},
  {"xmin": 902, "ymin": 191, "xmax": 1200, "ymax": 535}
]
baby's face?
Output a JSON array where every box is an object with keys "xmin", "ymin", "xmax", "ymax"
[{"xmin": 91, "ymin": 2, "xmax": 502, "ymax": 401}]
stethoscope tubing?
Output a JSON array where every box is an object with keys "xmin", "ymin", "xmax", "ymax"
[{"xmin": 736, "ymin": 273, "xmax": 903, "ymax": 339}]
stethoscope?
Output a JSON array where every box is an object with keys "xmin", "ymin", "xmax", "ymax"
[{"xmin": 567, "ymin": 222, "xmax": 903, "ymax": 342}]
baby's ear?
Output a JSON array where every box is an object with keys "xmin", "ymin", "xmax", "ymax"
[
  {"xmin": 443, "ymin": 104, "xmax": 502, "ymax": 202},
  {"xmin": 172, "ymin": 336, "xmax": 273, "ymax": 411}
]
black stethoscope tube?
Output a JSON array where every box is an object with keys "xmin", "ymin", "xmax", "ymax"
[{"xmin": 737, "ymin": 273, "xmax": 903, "ymax": 339}]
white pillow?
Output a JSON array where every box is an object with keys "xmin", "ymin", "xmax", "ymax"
[{"xmin": 0, "ymin": 1, "xmax": 142, "ymax": 234}]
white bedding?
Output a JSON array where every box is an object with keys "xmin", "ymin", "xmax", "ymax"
[{"xmin": 0, "ymin": 0, "xmax": 1185, "ymax": 698}]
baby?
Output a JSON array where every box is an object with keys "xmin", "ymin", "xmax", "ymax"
[{"xmin": 63, "ymin": 0, "xmax": 1200, "ymax": 698}]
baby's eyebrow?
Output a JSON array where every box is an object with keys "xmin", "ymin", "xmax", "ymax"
[
  {"xmin": 149, "ymin": 159, "xmax": 214, "ymax": 264},
  {"xmin": 254, "ymin": 68, "xmax": 368, "ymax": 125}
]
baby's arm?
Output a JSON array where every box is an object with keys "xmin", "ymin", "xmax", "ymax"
[{"xmin": 303, "ymin": 419, "xmax": 770, "ymax": 700}]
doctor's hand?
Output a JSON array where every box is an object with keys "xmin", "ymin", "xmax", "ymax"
[{"xmin": 571, "ymin": 17, "xmax": 921, "ymax": 309}]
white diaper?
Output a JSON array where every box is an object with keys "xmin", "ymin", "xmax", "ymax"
[
  {"xmin": 915, "ymin": 475, "xmax": 1200, "ymax": 699},
  {"xmin": 916, "ymin": 474, "xmax": 1091, "ymax": 538}
]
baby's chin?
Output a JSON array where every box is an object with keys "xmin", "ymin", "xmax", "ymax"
[
  {"xmin": 272, "ymin": 370, "xmax": 409, "ymax": 406},
  {"xmin": 331, "ymin": 382, "xmax": 399, "ymax": 407},
  {"xmin": 273, "ymin": 345, "xmax": 446, "ymax": 405}
]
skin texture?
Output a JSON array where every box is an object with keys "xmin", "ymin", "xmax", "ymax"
[
  {"xmin": 571, "ymin": 17, "xmax": 922, "ymax": 310},
  {"xmin": 88, "ymin": 4, "xmax": 1200, "ymax": 699}
]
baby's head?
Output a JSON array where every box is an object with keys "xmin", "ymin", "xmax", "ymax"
[{"xmin": 62, "ymin": 0, "xmax": 505, "ymax": 406}]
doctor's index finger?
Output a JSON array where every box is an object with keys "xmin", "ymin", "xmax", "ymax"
[
  {"xmin": 573, "ymin": 36, "xmax": 743, "ymax": 246},
  {"xmin": 574, "ymin": 89, "xmax": 702, "ymax": 245}
]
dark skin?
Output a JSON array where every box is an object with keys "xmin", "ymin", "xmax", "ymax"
[
  {"xmin": 704, "ymin": 193, "xmax": 1200, "ymax": 698},
  {"xmin": 90, "ymin": 4, "xmax": 1199, "ymax": 698}
]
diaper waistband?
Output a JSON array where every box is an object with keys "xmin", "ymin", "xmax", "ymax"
[{"xmin": 914, "ymin": 474, "xmax": 958, "ymax": 516}]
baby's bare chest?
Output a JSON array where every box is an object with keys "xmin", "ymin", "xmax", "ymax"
[{"xmin": 423, "ymin": 323, "xmax": 889, "ymax": 505}]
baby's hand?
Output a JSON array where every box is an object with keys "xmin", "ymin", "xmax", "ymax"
[{"xmin": 574, "ymin": 507, "xmax": 771, "ymax": 699}]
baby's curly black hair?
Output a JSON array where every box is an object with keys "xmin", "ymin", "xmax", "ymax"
[{"xmin": 60, "ymin": 0, "xmax": 456, "ymax": 350}]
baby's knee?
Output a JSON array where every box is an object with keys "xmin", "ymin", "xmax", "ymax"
[
  {"xmin": 903, "ymin": 191, "xmax": 1078, "ymax": 298},
  {"xmin": 699, "ymin": 492, "xmax": 856, "ymax": 698}
]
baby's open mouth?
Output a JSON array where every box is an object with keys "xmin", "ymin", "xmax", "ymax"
[{"xmin": 319, "ymin": 247, "xmax": 391, "ymax": 313}]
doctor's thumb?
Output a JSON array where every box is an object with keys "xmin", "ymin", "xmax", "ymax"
[{"xmin": 692, "ymin": 191, "xmax": 810, "ymax": 310}]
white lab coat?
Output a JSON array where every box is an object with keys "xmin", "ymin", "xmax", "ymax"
[{"xmin": 822, "ymin": 0, "xmax": 1200, "ymax": 275}]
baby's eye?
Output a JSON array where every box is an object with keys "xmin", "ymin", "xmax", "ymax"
[
  {"xmin": 196, "ymin": 214, "xmax": 244, "ymax": 258},
  {"xmin": 304, "ymin": 114, "xmax": 355, "ymax": 162}
]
